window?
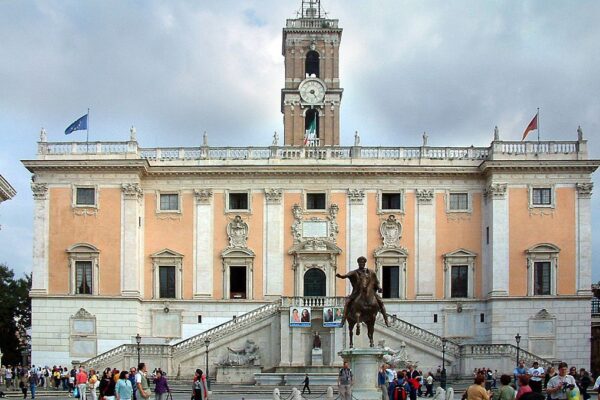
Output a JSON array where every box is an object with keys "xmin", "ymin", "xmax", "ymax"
[
  {"xmin": 305, "ymin": 50, "xmax": 320, "ymax": 77},
  {"xmin": 221, "ymin": 248, "xmax": 254, "ymax": 299},
  {"xmin": 230, "ymin": 266, "xmax": 247, "ymax": 299},
  {"xmin": 443, "ymin": 249, "xmax": 476, "ymax": 299},
  {"xmin": 306, "ymin": 193, "xmax": 326, "ymax": 210},
  {"xmin": 532, "ymin": 188, "xmax": 552, "ymax": 206},
  {"xmin": 228, "ymin": 192, "xmax": 249, "ymax": 210},
  {"xmin": 159, "ymin": 193, "xmax": 179, "ymax": 211},
  {"xmin": 75, "ymin": 187, "xmax": 96, "ymax": 206},
  {"xmin": 451, "ymin": 265, "xmax": 469, "ymax": 298},
  {"xmin": 67, "ymin": 243, "xmax": 100, "ymax": 296},
  {"xmin": 151, "ymin": 249, "xmax": 183, "ymax": 300},
  {"xmin": 449, "ymin": 193, "xmax": 469, "ymax": 211},
  {"xmin": 75, "ymin": 261, "xmax": 93, "ymax": 294},
  {"xmin": 382, "ymin": 266, "xmax": 400, "ymax": 298},
  {"xmin": 159, "ymin": 266, "xmax": 176, "ymax": 298},
  {"xmin": 534, "ymin": 262, "xmax": 551, "ymax": 295},
  {"xmin": 526, "ymin": 243, "xmax": 559, "ymax": 296},
  {"xmin": 381, "ymin": 193, "xmax": 402, "ymax": 211},
  {"xmin": 305, "ymin": 109, "xmax": 320, "ymax": 146}
]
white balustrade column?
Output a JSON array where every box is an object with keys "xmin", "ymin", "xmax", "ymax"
[
  {"xmin": 576, "ymin": 183, "xmax": 593, "ymax": 295},
  {"xmin": 30, "ymin": 183, "xmax": 49, "ymax": 295},
  {"xmin": 194, "ymin": 189, "xmax": 214, "ymax": 298},
  {"xmin": 415, "ymin": 189, "xmax": 436, "ymax": 299},
  {"xmin": 487, "ymin": 183, "xmax": 509, "ymax": 296},
  {"xmin": 121, "ymin": 184, "xmax": 143, "ymax": 296},
  {"xmin": 264, "ymin": 189, "xmax": 284, "ymax": 298},
  {"xmin": 347, "ymin": 189, "xmax": 366, "ymax": 293}
]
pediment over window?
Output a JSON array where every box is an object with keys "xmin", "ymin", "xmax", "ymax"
[
  {"xmin": 221, "ymin": 247, "xmax": 255, "ymax": 258},
  {"xmin": 444, "ymin": 248, "xmax": 477, "ymax": 259},
  {"xmin": 374, "ymin": 246, "xmax": 408, "ymax": 258},
  {"xmin": 67, "ymin": 243, "xmax": 99, "ymax": 254},
  {"xmin": 526, "ymin": 243, "xmax": 560, "ymax": 254},
  {"xmin": 151, "ymin": 249, "xmax": 184, "ymax": 260},
  {"xmin": 288, "ymin": 239, "xmax": 341, "ymax": 256}
]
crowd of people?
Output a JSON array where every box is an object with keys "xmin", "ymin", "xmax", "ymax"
[
  {"xmin": 464, "ymin": 361, "xmax": 599, "ymax": 400},
  {"xmin": 0, "ymin": 363, "xmax": 209, "ymax": 400}
]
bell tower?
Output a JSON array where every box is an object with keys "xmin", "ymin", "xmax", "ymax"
[{"xmin": 281, "ymin": 0, "xmax": 343, "ymax": 146}]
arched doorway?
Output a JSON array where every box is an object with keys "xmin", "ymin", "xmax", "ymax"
[{"xmin": 303, "ymin": 268, "xmax": 326, "ymax": 296}]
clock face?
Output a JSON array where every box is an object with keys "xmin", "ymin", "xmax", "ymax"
[{"xmin": 299, "ymin": 79, "xmax": 326, "ymax": 104}]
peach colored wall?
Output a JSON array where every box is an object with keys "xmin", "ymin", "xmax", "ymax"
[
  {"xmin": 249, "ymin": 193, "xmax": 264, "ymax": 300},
  {"xmin": 508, "ymin": 188, "xmax": 576, "ymax": 296},
  {"xmin": 284, "ymin": 193, "xmax": 301, "ymax": 296},
  {"xmin": 435, "ymin": 193, "xmax": 483, "ymax": 299},
  {"xmin": 144, "ymin": 192, "xmax": 194, "ymax": 299},
  {"xmin": 48, "ymin": 187, "xmax": 121, "ymax": 295},
  {"xmin": 366, "ymin": 192, "xmax": 416, "ymax": 299},
  {"xmin": 331, "ymin": 193, "xmax": 346, "ymax": 296}
]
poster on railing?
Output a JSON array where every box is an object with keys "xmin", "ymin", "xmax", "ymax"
[
  {"xmin": 289, "ymin": 307, "xmax": 311, "ymax": 327},
  {"xmin": 323, "ymin": 307, "xmax": 343, "ymax": 328}
]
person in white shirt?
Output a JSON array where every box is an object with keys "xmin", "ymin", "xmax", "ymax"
[
  {"xmin": 528, "ymin": 362, "xmax": 545, "ymax": 393},
  {"xmin": 547, "ymin": 362, "xmax": 577, "ymax": 400}
]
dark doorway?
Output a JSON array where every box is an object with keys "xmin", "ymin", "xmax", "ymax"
[
  {"xmin": 304, "ymin": 268, "xmax": 326, "ymax": 296},
  {"xmin": 159, "ymin": 266, "xmax": 176, "ymax": 298},
  {"xmin": 230, "ymin": 266, "xmax": 247, "ymax": 299},
  {"xmin": 382, "ymin": 266, "xmax": 400, "ymax": 298}
]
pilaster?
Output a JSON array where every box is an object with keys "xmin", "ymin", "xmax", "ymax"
[
  {"xmin": 121, "ymin": 183, "xmax": 142, "ymax": 297},
  {"xmin": 576, "ymin": 182, "xmax": 593, "ymax": 295},
  {"xmin": 264, "ymin": 188, "xmax": 284, "ymax": 298},
  {"xmin": 486, "ymin": 183, "xmax": 509, "ymax": 296},
  {"xmin": 194, "ymin": 189, "xmax": 214, "ymax": 298},
  {"xmin": 415, "ymin": 189, "xmax": 435, "ymax": 299},
  {"xmin": 30, "ymin": 183, "xmax": 49, "ymax": 295},
  {"xmin": 347, "ymin": 189, "xmax": 366, "ymax": 279}
]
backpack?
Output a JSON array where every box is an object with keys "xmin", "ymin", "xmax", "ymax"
[{"xmin": 394, "ymin": 384, "xmax": 408, "ymax": 400}]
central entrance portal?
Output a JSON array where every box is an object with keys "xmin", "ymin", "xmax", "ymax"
[{"xmin": 303, "ymin": 268, "xmax": 326, "ymax": 296}]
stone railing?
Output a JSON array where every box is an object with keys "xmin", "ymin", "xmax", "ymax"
[
  {"xmin": 282, "ymin": 296, "xmax": 345, "ymax": 308},
  {"xmin": 37, "ymin": 140, "xmax": 585, "ymax": 162},
  {"xmin": 84, "ymin": 343, "xmax": 172, "ymax": 371},
  {"xmin": 285, "ymin": 18, "xmax": 339, "ymax": 29},
  {"xmin": 377, "ymin": 314, "xmax": 461, "ymax": 357},
  {"xmin": 171, "ymin": 300, "xmax": 280, "ymax": 357},
  {"xmin": 461, "ymin": 344, "xmax": 553, "ymax": 366}
]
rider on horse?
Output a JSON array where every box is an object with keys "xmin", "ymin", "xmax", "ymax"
[{"xmin": 336, "ymin": 256, "xmax": 391, "ymax": 327}]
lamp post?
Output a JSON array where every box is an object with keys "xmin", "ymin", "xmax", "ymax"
[
  {"xmin": 135, "ymin": 333, "xmax": 142, "ymax": 366},
  {"xmin": 515, "ymin": 333, "xmax": 521, "ymax": 368},
  {"xmin": 204, "ymin": 338, "xmax": 211, "ymax": 390},
  {"xmin": 441, "ymin": 337, "xmax": 447, "ymax": 389}
]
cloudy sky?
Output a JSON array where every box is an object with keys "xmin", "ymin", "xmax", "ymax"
[{"xmin": 0, "ymin": 0, "xmax": 598, "ymax": 281}]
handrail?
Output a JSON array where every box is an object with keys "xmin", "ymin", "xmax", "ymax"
[{"xmin": 460, "ymin": 343, "xmax": 554, "ymax": 366}]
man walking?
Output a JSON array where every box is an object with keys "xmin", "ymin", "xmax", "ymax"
[
  {"xmin": 547, "ymin": 362, "xmax": 577, "ymax": 400},
  {"xmin": 528, "ymin": 362, "xmax": 545, "ymax": 393},
  {"xmin": 135, "ymin": 363, "xmax": 151, "ymax": 400},
  {"xmin": 338, "ymin": 361, "xmax": 353, "ymax": 400},
  {"xmin": 76, "ymin": 366, "xmax": 88, "ymax": 400},
  {"xmin": 302, "ymin": 374, "xmax": 311, "ymax": 395}
]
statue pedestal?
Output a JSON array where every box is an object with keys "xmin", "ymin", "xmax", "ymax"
[
  {"xmin": 216, "ymin": 365, "xmax": 261, "ymax": 384},
  {"xmin": 339, "ymin": 347, "xmax": 391, "ymax": 400},
  {"xmin": 311, "ymin": 348, "xmax": 323, "ymax": 366}
]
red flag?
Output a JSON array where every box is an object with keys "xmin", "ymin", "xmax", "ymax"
[{"xmin": 521, "ymin": 112, "xmax": 538, "ymax": 141}]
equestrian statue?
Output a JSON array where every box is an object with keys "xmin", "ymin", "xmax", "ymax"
[{"xmin": 336, "ymin": 256, "xmax": 391, "ymax": 348}]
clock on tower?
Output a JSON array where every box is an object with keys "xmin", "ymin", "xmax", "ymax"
[{"xmin": 281, "ymin": 0, "xmax": 343, "ymax": 146}]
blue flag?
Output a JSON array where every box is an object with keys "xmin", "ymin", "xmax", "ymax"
[{"xmin": 65, "ymin": 114, "xmax": 88, "ymax": 135}]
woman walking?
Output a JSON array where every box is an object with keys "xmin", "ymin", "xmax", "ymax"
[
  {"xmin": 115, "ymin": 371, "xmax": 133, "ymax": 400},
  {"xmin": 192, "ymin": 369, "xmax": 208, "ymax": 400},
  {"xmin": 153, "ymin": 370, "xmax": 170, "ymax": 400},
  {"xmin": 99, "ymin": 368, "xmax": 116, "ymax": 400}
]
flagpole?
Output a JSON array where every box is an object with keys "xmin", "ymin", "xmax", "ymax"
[
  {"xmin": 537, "ymin": 107, "xmax": 540, "ymax": 143},
  {"xmin": 87, "ymin": 108, "xmax": 90, "ymax": 144}
]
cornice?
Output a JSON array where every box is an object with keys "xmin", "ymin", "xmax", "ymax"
[
  {"xmin": 21, "ymin": 159, "xmax": 149, "ymax": 174},
  {"xmin": 480, "ymin": 159, "xmax": 600, "ymax": 174}
]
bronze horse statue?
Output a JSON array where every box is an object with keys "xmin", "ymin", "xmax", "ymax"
[{"xmin": 336, "ymin": 256, "xmax": 390, "ymax": 348}]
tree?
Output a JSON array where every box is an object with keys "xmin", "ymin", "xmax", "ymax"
[{"xmin": 0, "ymin": 263, "xmax": 31, "ymax": 364}]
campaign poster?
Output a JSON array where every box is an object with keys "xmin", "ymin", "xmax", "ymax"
[
  {"xmin": 290, "ymin": 306, "xmax": 312, "ymax": 327},
  {"xmin": 323, "ymin": 306, "xmax": 343, "ymax": 328}
]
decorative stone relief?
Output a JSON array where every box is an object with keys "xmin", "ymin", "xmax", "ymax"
[
  {"xmin": 227, "ymin": 215, "xmax": 249, "ymax": 248},
  {"xmin": 264, "ymin": 188, "xmax": 282, "ymax": 204},
  {"xmin": 217, "ymin": 339, "xmax": 261, "ymax": 366},
  {"xmin": 484, "ymin": 183, "xmax": 507, "ymax": 199},
  {"xmin": 31, "ymin": 183, "xmax": 48, "ymax": 200},
  {"xmin": 291, "ymin": 204, "xmax": 303, "ymax": 243},
  {"xmin": 194, "ymin": 189, "xmax": 213, "ymax": 204},
  {"xmin": 327, "ymin": 204, "xmax": 339, "ymax": 243},
  {"xmin": 291, "ymin": 203, "xmax": 339, "ymax": 244},
  {"xmin": 121, "ymin": 183, "xmax": 142, "ymax": 200},
  {"xmin": 528, "ymin": 208, "xmax": 555, "ymax": 218},
  {"xmin": 576, "ymin": 182, "xmax": 593, "ymax": 199},
  {"xmin": 74, "ymin": 209, "xmax": 98, "ymax": 217},
  {"xmin": 416, "ymin": 189, "xmax": 434, "ymax": 204},
  {"xmin": 380, "ymin": 215, "xmax": 402, "ymax": 248},
  {"xmin": 347, "ymin": 189, "xmax": 365, "ymax": 204}
]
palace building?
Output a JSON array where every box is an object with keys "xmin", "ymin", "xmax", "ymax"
[{"xmin": 23, "ymin": 1, "xmax": 598, "ymax": 377}]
